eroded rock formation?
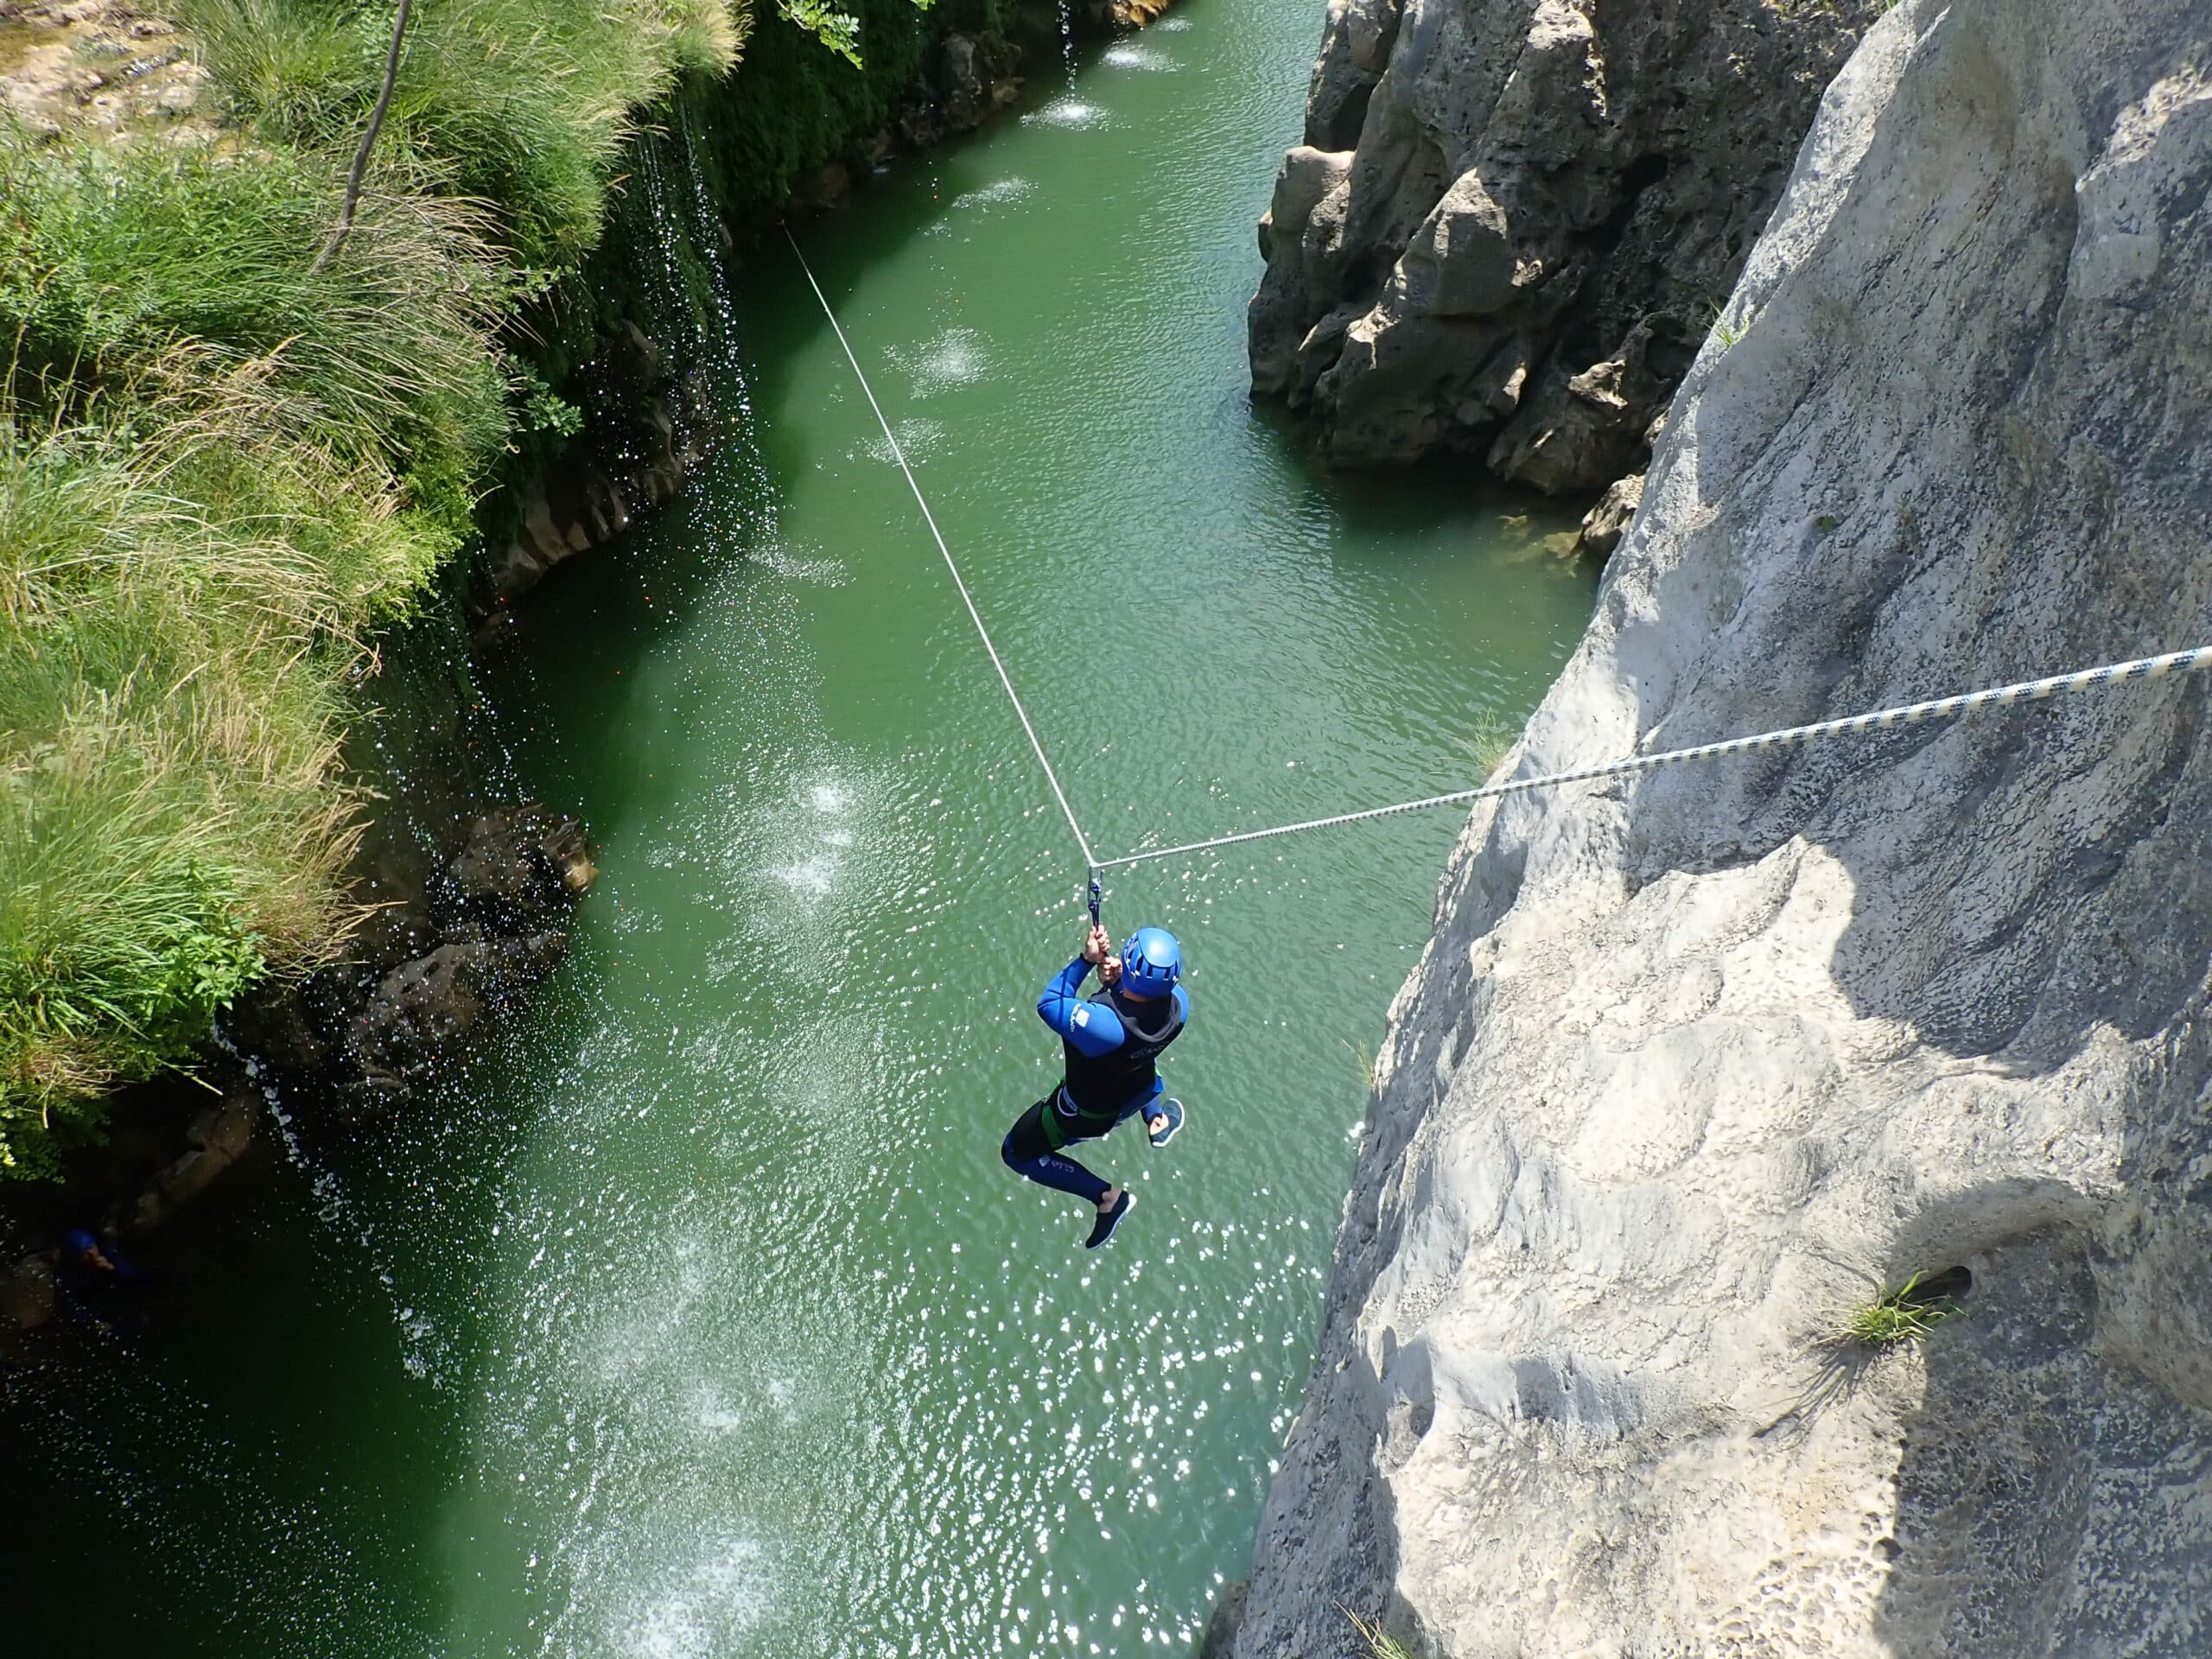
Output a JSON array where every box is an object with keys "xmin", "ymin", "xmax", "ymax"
[
  {"xmin": 1230, "ymin": 1, "xmax": 2212, "ymax": 1652},
  {"xmin": 481, "ymin": 320, "xmax": 709, "ymax": 607},
  {"xmin": 1250, "ymin": 0, "xmax": 1878, "ymax": 488},
  {"xmin": 230, "ymin": 804, "xmax": 594, "ymax": 1123}
]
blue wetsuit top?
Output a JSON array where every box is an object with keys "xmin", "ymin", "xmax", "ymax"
[{"xmin": 1036, "ymin": 957, "xmax": 1189, "ymax": 1123}]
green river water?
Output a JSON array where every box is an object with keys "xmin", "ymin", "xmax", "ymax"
[{"xmin": 5, "ymin": 4, "xmax": 1597, "ymax": 1652}]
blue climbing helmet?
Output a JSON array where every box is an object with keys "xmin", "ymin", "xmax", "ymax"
[{"xmin": 1119, "ymin": 926, "xmax": 1181, "ymax": 999}]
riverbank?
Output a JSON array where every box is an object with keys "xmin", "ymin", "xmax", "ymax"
[{"xmin": 0, "ymin": 0, "xmax": 745, "ymax": 1177}]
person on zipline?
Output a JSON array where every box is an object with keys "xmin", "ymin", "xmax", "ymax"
[{"xmin": 1001, "ymin": 922, "xmax": 1187, "ymax": 1249}]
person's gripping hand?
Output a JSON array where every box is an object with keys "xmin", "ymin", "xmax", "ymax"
[{"xmin": 1083, "ymin": 925, "xmax": 1113, "ymax": 965}]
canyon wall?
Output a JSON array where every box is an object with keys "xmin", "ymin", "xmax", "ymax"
[
  {"xmin": 1249, "ymin": 0, "xmax": 1878, "ymax": 493},
  {"xmin": 1229, "ymin": 1, "xmax": 2212, "ymax": 1653}
]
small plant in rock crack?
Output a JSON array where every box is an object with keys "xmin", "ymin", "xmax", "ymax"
[
  {"xmin": 1709, "ymin": 301, "xmax": 1744, "ymax": 351},
  {"xmin": 1835, "ymin": 1268, "xmax": 1969, "ymax": 1349},
  {"xmin": 1464, "ymin": 712, "xmax": 1521, "ymax": 779},
  {"xmin": 1341, "ymin": 1605, "xmax": 1414, "ymax": 1659}
]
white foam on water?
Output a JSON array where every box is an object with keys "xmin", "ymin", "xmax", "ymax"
[
  {"xmin": 1023, "ymin": 98, "xmax": 1108, "ymax": 130},
  {"xmin": 772, "ymin": 850, "xmax": 838, "ymax": 898},
  {"xmin": 692, "ymin": 1386, "xmax": 746, "ymax": 1434},
  {"xmin": 953, "ymin": 175, "xmax": 1036, "ymax": 213},
  {"xmin": 754, "ymin": 538, "xmax": 847, "ymax": 586},
  {"xmin": 884, "ymin": 326, "xmax": 989, "ymax": 398},
  {"xmin": 1154, "ymin": 12, "xmax": 1191, "ymax": 27},
  {"xmin": 611, "ymin": 1534, "xmax": 774, "ymax": 1659},
  {"xmin": 471, "ymin": 1192, "xmax": 865, "ymax": 1659},
  {"xmin": 926, "ymin": 176, "xmax": 1038, "ymax": 239},
  {"xmin": 859, "ymin": 416, "xmax": 944, "ymax": 465},
  {"xmin": 1103, "ymin": 41, "xmax": 1176, "ymax": 69}
]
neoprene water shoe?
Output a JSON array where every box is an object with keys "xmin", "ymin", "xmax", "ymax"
[
  {"xmin": 1085, "ymin": 1190, "xmax": 1134, "ymax": 1249},
  {"xmin": 1147, "ymin": 1097, "xmax": 1184, "ymax": 1147}
]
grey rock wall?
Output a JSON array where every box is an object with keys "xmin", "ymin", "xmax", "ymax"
[
  {"xmin": 1231, "ymin": 2, "xmax": 2212, "ymax": 1654},
  {"xmin": 1250, "ymin": 0, "xmax": 1878, "ymax": 487}
]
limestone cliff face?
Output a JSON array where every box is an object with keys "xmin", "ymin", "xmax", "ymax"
[
  {"xmin": 1249, "ymin": 0, "xmax": 1878, "ymax": 486},
  {"xmin": 1230, "ymin": 2, "xmax": 2212, "ymax": 1654}
]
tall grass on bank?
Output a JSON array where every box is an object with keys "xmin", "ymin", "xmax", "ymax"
[
  {"xmin": 0, "ymin": 1, "xmax": 743, "ymax": 1175},
  {"xmin": 0, "ymin": 372, "xmax": 388, "ymax": 1171},
  {"xmin": 1, "ymin": 132, "xmax": 513, "ymax": 531},
  {"xmin": 175, "ymin": 0, "xmax": 747, "ymax": 263}
]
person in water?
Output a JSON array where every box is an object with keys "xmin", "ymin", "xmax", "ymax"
[
  {"xmin": 53, "ymin": 1227, "xmax": 147, "ymax": 1338},
  {"xmin": 1001, "ymin": 922, "xmax": 1187, "ymax": 1249}
]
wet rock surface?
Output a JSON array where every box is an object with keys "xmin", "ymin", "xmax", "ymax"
[
  {"xmin": 1233, "ymin": 1, "xmax": 2212, "ymax": 1653},
  {"xmin": 480, "ymin": 16, "xmax": 1050, "ymax": 609},
  {"xmin": 230, "ymin": 804, "xmax": 594, "ymax": 1125},
  {"xmin": 480, "ymin": 322, "xmax": 709, "ymax": 607},
  {"xmin": 0, "ymin": 1, "xmax": 213, "ymax": 143},
  {"xmin": 1249, "ymin": 0, "xmax": 1879, "ymax": 493}
]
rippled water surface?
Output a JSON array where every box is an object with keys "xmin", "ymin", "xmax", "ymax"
[{"xmin": 4, "ymin": 2, "xmax": 1595, "ymax": 1651}]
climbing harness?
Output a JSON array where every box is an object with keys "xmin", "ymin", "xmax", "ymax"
[{"xmin": 784, "ymin": 228, "xmax": 2212, "ymax": 899}]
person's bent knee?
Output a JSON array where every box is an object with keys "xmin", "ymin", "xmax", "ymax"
[{"xmin": 1001, "ymin": 1133, "xmax": 1022, "ymax": 1172}]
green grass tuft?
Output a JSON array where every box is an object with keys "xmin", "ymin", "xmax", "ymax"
[
  {"xmin": 1834, "ymin": 1271, "xmax": 1965, "ymax": 1349},
  {"xmin": 1465, "ymin": 711, "xmax": 1522, "ymax": 780},
  {"xmin": 1342, "ymin": 1605, "xmax": 1414, "ymax": 1659},
  {"xmin": 1709, "ymin": 300, "xmax": 1743, "ymax": 352},
  {"xmin": 174, "ymin": 0, "xmax": 747, "ymax": 265}
]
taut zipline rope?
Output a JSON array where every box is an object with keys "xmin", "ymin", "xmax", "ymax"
[
  {"xmin": 785, "ymin": 226, "xmax": 1097, "ymax": 870},
  {"xmin": 784, "ymin": 230, "xmax": 2212, "ymax": 885},
  {"xmin": 1090, "ymin": 646, "xmax": 2212, "ymax": 871}
]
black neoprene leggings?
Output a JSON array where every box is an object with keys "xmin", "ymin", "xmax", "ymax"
[{"xmin": 1000, "ymin": 1091, "xmax": 1135, "ymax": 1203}]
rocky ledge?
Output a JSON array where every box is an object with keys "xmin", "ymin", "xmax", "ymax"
[
  {"xmin": 230, "ymin": 803, "xmax": 595, "ymax": 1124},
  {"xmin": 1249, "ymin": 0, "xmax": 1878, "ymax": 497},
  {"xmin": 1229, "ymin": 0, "xmax": 2212, "ymax": 1653}
]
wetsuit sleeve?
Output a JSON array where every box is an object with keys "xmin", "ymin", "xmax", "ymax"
[{"xmin": 1038, "ymin": 957, "xmax": 1125, "ymax": 1057}]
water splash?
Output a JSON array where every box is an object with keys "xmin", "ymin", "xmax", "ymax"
[
  {"xmin": 859, "ymin": 416, "xmax": 947, "ymax": 465},
  {"xmin": 1023, "ymin": 98, "xmax": 1109, "ymax": 130},
  {"xmin": 1103, "ymin": 41, "xmax": 1177, "ymax": 70},
  {"xmin": 953, "ymin": 176, "xmax": 1037, "ymax": 213},
  {"xmin": 883, "ymin": 327, "xmax": 989, "ymax": 398}
]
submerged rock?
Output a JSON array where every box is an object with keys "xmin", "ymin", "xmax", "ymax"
[
  {"xmin": 1249, "ymin": 0, "xmax": 1879, "ymax": 490},
  {"xmin": 114, "ymin": 1095, "xmax": 257, "ymax": 1236},
  {"xmin": 1235, "ymin": 0, "xmax": 2212, "ymax": 1652}
]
